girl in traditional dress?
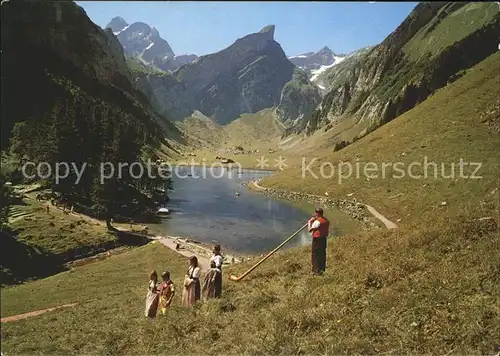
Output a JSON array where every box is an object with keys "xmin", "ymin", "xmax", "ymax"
[
  {"xmin": 159, "ymin": 271, "xmax": 175, "ymax": 315},
  {"xmin": 145, "ymin": 270, "xmax": 160, "ymax": 318},
  {"xmin": 181, "ymin": 256, "xmax": 201, "ymax": 307},
  {"xmin": 210, "ymin": 244, "xmax": 223, "ymax": 298},
  {"xmin": 202, "ymin": 261, "xmax": 219, "ymax": 301}
]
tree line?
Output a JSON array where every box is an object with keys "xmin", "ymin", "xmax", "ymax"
[{"xmin": 7, "ymin": 74, "xmax": 172, "ymax": 226}]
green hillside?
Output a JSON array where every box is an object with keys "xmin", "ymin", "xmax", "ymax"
[
  {"xmin": 126, "ymin": 57, "xmax": 169, "ymax": 76},
  {"xmin": 1, "ymin": 2, "xmax": 499, "ymax": 354},
  {"xmin": 304, "ymin": 2, "xmax": 499, "ymax": 140},
  {"xmin": 2, "ymin": 53, "xmax": 499, "ymax": 354},
  {"xmin": 2, "ymin": 209, "xmax": 498, "ymax": 354},
  {"xmin": 0, "ymin": 0, "xmax": 180, "ymax": 284},
  {"xmin": 264, "ymin": 52, "xmax": 500, "ymax": 225},
  {"xmin": 403, "ymin": 2, "xmax": 499, "ymax": 61},
  {"xmin": 175, "ymin": 108, "xmax": 284, "ymax": 160}
]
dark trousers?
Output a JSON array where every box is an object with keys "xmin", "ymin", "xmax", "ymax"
[{"xmin": 311, "ymin": 236, "xmax": 327, "ymax": 274}]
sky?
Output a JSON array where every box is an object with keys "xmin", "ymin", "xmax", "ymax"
[{"xmin": 76, "ymin": 1, "xmax": 418, "ymax": 57}]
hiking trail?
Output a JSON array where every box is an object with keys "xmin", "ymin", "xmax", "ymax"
[{"xmin": 1, "ymin": 303, "xmax": 77, "ymax": 323}]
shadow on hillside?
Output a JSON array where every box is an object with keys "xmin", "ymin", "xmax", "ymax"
[
  {"xmin": 0, "ymin": 228, "xmax": 150, "ymax": 287},
  {"xmin": 0, "ymin": 229, "xmax": 64, "ymax": 286},
  {"xmin": 112, "ymin": 229, "xmax": 151, "ymax": 246},
  {"xmin": 11, "ymin": 198, "xmax": 28, "ymax": 206}
]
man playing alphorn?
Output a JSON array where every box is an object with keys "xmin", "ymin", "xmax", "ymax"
[{"xmin": 308, "ymin": 207, "xmax": 330, "ymax": 275}]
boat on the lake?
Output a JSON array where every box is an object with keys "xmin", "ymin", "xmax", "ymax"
[{"xmin": 156, "ymin": 207, "xmax": 170, "ymax": 217}]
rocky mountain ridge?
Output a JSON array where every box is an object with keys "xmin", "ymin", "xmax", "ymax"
[
  {"xmin": 105, "ymin": 18, "xmax": 327, "ymax": 129},
  {"xmin": 288, "ymin": 46, "xmax": 342, "ymax": 71},
  {"xmin": 297, "ymin": 2, "xmax": 500, "ymax": 136},
  {"xmin": 134, "ymin": 24, "xmax": 310, "ymax": 125},
  {"xmin": 275, "ymin": 69, "xmax": 322, "ymax": 130},
  {"xmin": 288, "ymin": 46, "xmax": 346, "ymax": 81},
  {"xmin": 105, "ymin": 16, "xmax": 198, "ymax": 72},
  {"xmin": 288, "ymin": 46, "xmax": 349, "ymax": 93}
]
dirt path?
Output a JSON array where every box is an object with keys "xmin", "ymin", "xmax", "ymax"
[
  {"xmin": 24, "ymin": 192, "xmax": 105, "ymax": 225},
  {"xmin": 23, "ymin": 192, "xmax": 150, "ymax": 234},
  {"xmin": 251, "ymin": 180, "xmax": 398, "ymax": 230},
  {"xmin": 157, "ymin": 238, "xmax": 211, "ymax": 270},
  {"xmin": 364, "ymin": 205, "xmax": 398, "ymax": 230},
  {"xmin": 1, "ymin": 303, "xmax": 77, "ymax": 323}
]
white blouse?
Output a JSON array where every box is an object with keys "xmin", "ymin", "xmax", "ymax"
[
  {"xmin": 210, "ymin": 255, "xmax": 223, "ymax": 271},
  {"xmin": 187, "ymin": 266, "xmax": 201, "ymax": 279}
]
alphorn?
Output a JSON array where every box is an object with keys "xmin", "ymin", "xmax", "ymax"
[{"xmin": 229, "ymin": 223, "xmax": 308, "ymax": 282}]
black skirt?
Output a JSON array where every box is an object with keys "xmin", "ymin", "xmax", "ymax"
[
  {"xmin": 214, "ymin": 270, "xmax": 222, "ymax": 298},
  {"xmin": 194, "ymin": 279, "xmax": 201, "ymax": 301}
]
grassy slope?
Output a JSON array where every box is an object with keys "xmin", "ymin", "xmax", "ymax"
[
  {"xmin": 7, "ymin": 195, "xmax": 114, "ymax": 255},
  {"xmin": 175, "ymin": 108, "xmax": 284, "ymax": 165},
  {"xmin": 262, "ymin": 52, "xmax": 500, "ymax": 225},
  {"xmin": 224, "ymin": 108, "xmax": 284, "ymax": 146},
  {"xmin": 376, "ymin": 2, "xmax": 498, "ymax": 104},
  {"xmin": 1, "ymin": 190, "xmax": 150, "ymax": 285},
  {"xmin": 1, "ymin": 243, "xmax": 188, "ymax": 354},
  {"xmin": 175, "ymin": 110, "xmax": 228, "ymax": 150},
  {"xmin": 1, "ymin": 54, "xmax": 498, "ymax": 350},
  {"xmin": 1, "ymin": 214, "xmax": 498, "ymax": 354},
  {"xmin": 403, "ymin": 2, "xmax": 499, "ymax": 62}
]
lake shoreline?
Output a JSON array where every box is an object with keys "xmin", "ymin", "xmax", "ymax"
[
  {"xmin": 247, "ymin": 180, "xmax": 381, "ymax": 231},
  {"xmin": 144, "ymin": 223, "xmax": 252, "ymax": 261},
  {"xmin": 168, "ymin": 161, "xmax": 278, "ymax": 172},
  {"xmin": 148, "ymin": 165, "xmax": 369, "ymax": 256}
]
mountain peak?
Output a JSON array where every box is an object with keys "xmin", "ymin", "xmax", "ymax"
[
  {"xmin": 151, "ymin": 26, "xmax": 160, "ymax": 37},
  {"xmin": 258, "ymin": 25, "xmax": 275, "ymax": 40},
  {"xmin": 318, "ymin": 46, "xmax": 333, "ymax": 54},
  {"xmin": 106, "ymin": 16, "xmax": 128, "ymax": 32}
]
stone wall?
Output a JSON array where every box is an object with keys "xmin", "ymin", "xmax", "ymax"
[{"xmin": 248, "ymin": 183, "xmax": 380, "ymax": 230}]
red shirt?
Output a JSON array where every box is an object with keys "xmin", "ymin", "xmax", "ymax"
[
  {"xmin": 309, "ymin": 216, "xmax": 330, "ymax": 238},
  {"xmin": 160, "ymin": 280, "xmax": 174, "ymax": 300}
]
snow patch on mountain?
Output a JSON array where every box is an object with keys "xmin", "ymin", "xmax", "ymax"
[
  {"xmin": 310, "ymin": 56, "xmax": 345, "ymax": 82},
  {"xmin": 288, "ymin": 46, "xmax": 347, "ymax": 89},
  {"xmin": 106, "ymin": 17, "xmax": 201, "ymax": 72},
  {"xmin": 113, "ymin": 24, "xmax": 130, "ymax": 36}
]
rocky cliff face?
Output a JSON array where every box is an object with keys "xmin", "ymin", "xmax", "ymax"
[
  {"xmin": 275, "ymin": 69, "xmax": 322, "ymax": 132},
  {"xmin": 308, "ymin": 46, "xmax": 372, "ymax": 94},
  {"xmin": 136, "ymin": 25, "xmax": 296, "ymax": 124},
  {"xmin": 151, "ymin": 54, "xmax": 199, "ymax": 72},
  {"xmin": 288, "ymin": 46, "xmax": 348, "ymax": 94},
  {"xmin": 105, "ymin": 17, "xmax": 198, "ymax": 73},
  {"xmin": 133, "ymin": 72, "xmax": 194, "ymax": 124},
  {"xmin": 299, "ymin": 2, "xmax": 500, "ymax": 136}
]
